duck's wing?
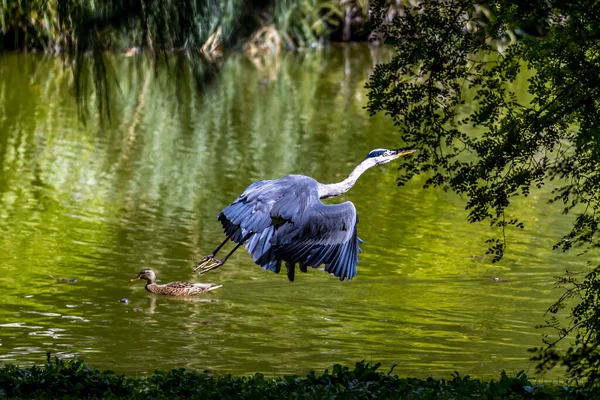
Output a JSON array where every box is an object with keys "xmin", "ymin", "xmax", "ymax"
[
  {"xmin": 191, "ymin": 283, "xmax": 222, "ymax": 292},
  {"xmin": 158, "ymin": 282, "xmax": 220, "ymax": 295}
]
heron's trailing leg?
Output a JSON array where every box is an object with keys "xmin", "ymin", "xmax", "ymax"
[
  {"xmin": 194, "ymin": 232, "xmax": 253, "ymax": 274},
  {"xmin": 193, "ymin": 229, "xmax": 238, "ymax": 271}
]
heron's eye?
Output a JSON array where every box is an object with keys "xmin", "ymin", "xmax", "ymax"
[{"xmin": 383, "ymin": 151, "xmax": 391, "ymax": 156}]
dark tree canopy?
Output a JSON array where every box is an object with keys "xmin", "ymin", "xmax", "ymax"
[
  {"xmin": 368, "ymin": 0, "xmax": 600, "ymax": 259},
  {"xmin": 367, "ymin": 0, "xmax": 600, "ymax": 386}
]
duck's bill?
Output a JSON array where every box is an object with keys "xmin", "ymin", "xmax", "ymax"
[
  {"xmin": 394, "ymin": 149, "xmax": 417, "ymax": 157},
  {"xmin": 129, "ymin": 277, "xmax": 141, "ymax": 282}
]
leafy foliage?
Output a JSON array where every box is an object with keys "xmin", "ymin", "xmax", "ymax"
[
  {"xmin": 366, "ymin": 0, "xmax": 600, "ymax": 386},
  {"xmin": 0, "ymin": 0, "xmax": 409, "ymax": 52},
  {"xmin": 531, "ymin": 267, "xmax": 600, "ymax": 388},
  {"xmin": 367, "ymin": 0, "xmax": 600, "ymax": 260},
  {"xmin": 244, "ymin": 0, "xmax": 344, "ymax": 55},
  {"xmin": 0, "ymin": 355, "xmax": 585, "ymax": 399}
]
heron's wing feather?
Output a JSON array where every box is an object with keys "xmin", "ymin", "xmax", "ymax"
[
  {"xmin": 218, "ymin": 179, "xmax": 279, "ymax": 242},
  {"xmin": 219, "ymin": 175, "xmax": 317, "ymax": 241},
  {"xmin": 243, "ymin": 177, "xmax": 321, "ymax": 268},
  {"xmin": 267, "ymin": 201, "xmax": 361, "ymax": 281}
]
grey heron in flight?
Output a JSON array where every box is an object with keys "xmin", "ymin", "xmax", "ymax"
[{"xmin": 194, "ymin": 148, "xmax": 416, "ymax": 282}]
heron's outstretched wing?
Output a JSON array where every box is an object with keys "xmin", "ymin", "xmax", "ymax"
[
  {"xmin": 218, "ymin": 175, "xmax": 362, "ymax": 281},
  {"xmin": 264, "ymin": 201, "xmax": 361, "ymax": 281},
  {"xmin": 218, "ymin": 179, "xmax": 277, "ymax": 243},
  {"xmin": 219, "ymin": 175, "xmax": 317, "ymax": 238}
]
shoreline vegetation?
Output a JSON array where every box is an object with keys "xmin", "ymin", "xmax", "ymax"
[
  {"xmin": 2, "ymin": 0, "xmax": 384, "ymax": 56},
  {"xmin": 0, "ymin": 355, "xmax": 589, "ymax": 399},
  {"xmin": 1, "ymin": 0, "xmax": 432, "ymax": 118},
  {"xmin": 0, "ymin": 1, "xmax": 516, "ymax": 120},
  {"xmin": 1, "ymin": 1, "xmax": 509, "ymax": 57}
]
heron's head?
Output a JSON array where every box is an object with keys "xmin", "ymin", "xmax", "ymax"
[
  {"xmin": 130, "ymin": 268, "xmax": 156, "ymax": 284},
  {"xmin": 365, "ymin": 148, "xmax": 416, "ymax": 165}
]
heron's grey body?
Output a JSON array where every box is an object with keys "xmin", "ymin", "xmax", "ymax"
[{"xmin": 195, "ymin": 148, "xmax": 416, "ymax": 281}]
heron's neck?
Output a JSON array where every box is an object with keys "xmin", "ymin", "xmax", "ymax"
[{"xmin": 318, "ymin": 159, "xmax": 376, "ymax": 199}]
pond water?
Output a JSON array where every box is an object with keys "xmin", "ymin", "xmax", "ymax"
[{"xmin": 0, "ymin": 45, "xmax": 583, "ymax": 378}]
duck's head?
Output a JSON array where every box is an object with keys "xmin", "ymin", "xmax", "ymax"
[{"xmin": 130, "ymin": 268, "xmax": 157, "ymax": 284}]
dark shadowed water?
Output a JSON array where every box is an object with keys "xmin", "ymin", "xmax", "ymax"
[{"xmin": 0, "ymin": 45, "xmax": 583, "ymax": 378}]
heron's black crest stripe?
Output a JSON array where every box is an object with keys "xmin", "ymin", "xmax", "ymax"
[{"xmin": 366, "ymin": 150, "xmax": 386, "ymax": 158}]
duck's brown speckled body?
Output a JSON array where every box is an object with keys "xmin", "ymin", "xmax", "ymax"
[{"xmin": 130, "ymin": 269, "xmax": 221, "ymax": 296}]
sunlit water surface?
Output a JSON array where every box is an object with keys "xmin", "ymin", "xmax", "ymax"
[{"xmin": 0, "ymin": 46, "xmax": 585, "ymax": 378}]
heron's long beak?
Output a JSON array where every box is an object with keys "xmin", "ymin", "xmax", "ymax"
[
  {"xmin": 129, "ymin": 276, "xmax": 141, "ymax": 282},
  {"xmin": 394, "ymin": 149, "xmax": 417, "ymax": 157}
]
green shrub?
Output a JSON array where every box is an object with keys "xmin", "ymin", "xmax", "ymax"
[{"xmin": 0, "ymin": 354, "xmax": 591, "ymax": 399}]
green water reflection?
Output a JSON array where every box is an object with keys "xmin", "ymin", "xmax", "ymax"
[{"xmin": 0, "ymin": 46, "xmax": 582, "ymax": 378}]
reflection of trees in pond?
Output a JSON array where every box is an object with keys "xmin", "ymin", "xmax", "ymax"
[
  {"xmin": 0, "ymin": 46, "xmax": 392, "ymax": 284},
  {"xmin": 0, "ymin": 47, "xmax": 582, "ymax": 286}
]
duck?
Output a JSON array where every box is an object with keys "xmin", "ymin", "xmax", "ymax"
[{"xmin": 130, "ymin": 269, "xmax": 222, "ymax": 296}]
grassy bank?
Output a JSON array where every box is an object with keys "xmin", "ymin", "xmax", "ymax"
[{"xmin": 0, "ymin": 355, "xmax": 587, "ymax": 399}]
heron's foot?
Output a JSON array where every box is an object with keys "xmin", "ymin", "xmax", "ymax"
[
  {"xmin": 193, "ymin": 255, "xmax": 213, "ymax": 272},
  {"xmin": 196, "ymin": 259, "xmax": 224, "ymax": 274},
  {"xmin": 193, "ymin": 255, "xmax": 223, "ymax": 274}
]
